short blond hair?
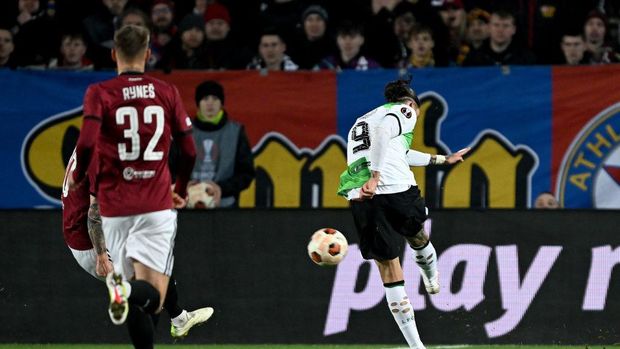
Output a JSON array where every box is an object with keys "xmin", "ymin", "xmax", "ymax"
[{"xmin": 114, "ymin": 25, "xmax": 149, "ymax": 60}]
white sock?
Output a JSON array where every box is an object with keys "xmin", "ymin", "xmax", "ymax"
[
  {"xmin": 171, "ymin": 310, "xmax": 188, "ymax": 326},
  {"xmin": 414, "ymin": 241, "xmax": 438, "ymax": 280},
  {"xmin": 385, "ymin": 283, "xmax": 426, "ymax": 349}
]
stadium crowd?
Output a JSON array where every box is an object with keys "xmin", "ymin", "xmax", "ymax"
[{"xmin": 0, "ymin": 0, "xmax": 619, "ymax": 71}]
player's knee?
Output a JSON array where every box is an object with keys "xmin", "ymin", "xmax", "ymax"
[
  {"xmin": 406, "ymin": 227, "xmax": 428, "ymax": 248},
  {"xmin": 141, "ymin": 282, "xmax": 161, "ymax": 314}
]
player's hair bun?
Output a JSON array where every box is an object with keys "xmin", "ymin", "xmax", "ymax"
[{"xmin": 384, "ymin": 77, "xmax": 418, "ymax": 104}]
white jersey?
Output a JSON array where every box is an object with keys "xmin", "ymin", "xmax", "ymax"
[{"xmin": 338, "ymin": 103, "xmax": 418, "ymax": 200}]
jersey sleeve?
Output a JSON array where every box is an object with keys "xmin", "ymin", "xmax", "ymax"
[
  {"xmin": 83, "ymin": 85, "xmax": 103, "ymax": 120},
  {"xmin": 87, "ymin": 150, "xmax": 98, "ymax": 196},
  {"xmin": 383, "ymin": 105, "xmax": 417, "ymax": 137},
  {"xmin": 170, "ymin": 85, "xmax": 193, "ymax": 136}
]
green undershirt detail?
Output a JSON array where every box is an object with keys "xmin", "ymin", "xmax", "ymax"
[
  {"xmin": 401, "ymin": 132, "xmax": 413, "ymax": 148},
  {"xmin": 197, "ymin": 109, "xmax": 224, "ymax": 124},
  {"xmin": 337, "ymin": 157, "xmax": 371, "ymax": 197}
]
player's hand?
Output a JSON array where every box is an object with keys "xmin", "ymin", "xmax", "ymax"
[
  {"xmin": 172, "ymin": 192, "xmax": 187, "ymax": 209},
  {"xmin": 96, "ymin": 252, "xmax": 114, "ymax": 277},
  {"xmin": 360, "ymin": 177, "xmax": 379, "ymax": 199},
  {"xmin": 446, "ymin": 147, "xmax": 471, "ymax": 164},
  {"xmin": 205, "ymin": 181, "xmax": 222, "ymax": 207}
]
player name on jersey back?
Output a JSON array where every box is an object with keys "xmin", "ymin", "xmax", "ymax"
[{"xmin": 122, "ymin": 83, "xmax": 155, "ymax": 100}]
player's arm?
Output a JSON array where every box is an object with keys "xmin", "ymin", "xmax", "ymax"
[
  {"xmin": 361, "ymin": 114, "xmax": 403, "ymax": 197},
  {"xmin": 406, "ymin": 148, "xmax": 471, "ymax": 166},
  {"xmin": 407, "ymin": 147, "xmax": 471, "ymax": 166},
  {"xmin": 174, "ymin": 134, "xmax": 196, "ymax": 199},
  {"xmin": 87, "ymin": 195, "xmax": 113, "ymax": 276},
  {"xmin": 170, "ymin": 86, "xmax": 197, "ymax": 200},
  {"xmin": 70, "ymin": 86, "xmax": 102, "ymax": 188}
]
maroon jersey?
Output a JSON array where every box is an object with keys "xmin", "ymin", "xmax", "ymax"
[
  {"xmin": 78, "ymin": 73, "xmax": 193, "ymax": 217},
  {"xmin": 61, "ymin": 148, "xmax": 97, "ymax": 250}
]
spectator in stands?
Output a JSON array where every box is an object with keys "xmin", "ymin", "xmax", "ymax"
[
  {"xmin": 0, "ymin": 28, "xmax": 15, "ymax": 68},
  {"xmin": 10, "ymin": 0, "xmax": 58, "ymax": 67},
  {"xmin": 599, "ymin": 1, "xmax": 620, "ymax": 48},
  {"xmin": 166, "ymin": 14, "xmax": 208, "ymax": 69},
  {"xmin": 118, "ymin": 7, "xmax": 149, "ymax": 28},
  {"xmin": 150, "ymin": 0, "xmax": 176, "ymax": 69},
  {"xmin": 192, "ymin": 0, "xmax": 209, "ymax": 16},
  {"xmin": 456, "ymin": 8, "xmax": 489, "ymax": 65},
  {"xmin": 391, "ymin": 2, "xmax": 417, "ymax": 68},
  {"xmin": 259, "ymin": 0, "xmax": 302, "ymax": 46},
  {"xmin": 48, "ymin": 33, "xmax": 93, "ymax": 70},
  {"xmin": 319, "ymin": 21, "xmax": 380, "ymax": 71},
  {"xmin": 437, "ymin": 0, "xmax": 467, "ymax": 63},
  {"xmin": 190, "ymin": 80, "xmax": 255, "ymax": 209},
  {"xmin": 534, "ymin": 191, "xmax": 560, "ymax": 209},
  {"xmin": 463, "ymin": 10, "xmax": 536, "ymax": 66},
  {"xmin": 203, "ymin": 2, "xmax": 251, "ymax": 69},
  {"xmin": 406, "ymin": 24, "xmax": 436, "ymax": 68},
  {"xmin": 365, "ymin": 1, "xmax": 414, "ymax": 68},
  {"xmin": 583, "ymin": 10, "xmax": 620, "ymax": 64},
  {"xmin": 366, "ymin": 0, "xmax": 448, "ymax": 68},
  {"xmin": 204, "ymin": 3, "xmax": 230, "ymax": 42},
  {"xmin": 247, "ymin": 30, "xmax": 298, "ymax": 71},
  {"xmin": 559, "ymin": 32, "xmax": 590, "ymax": 65},
  {"xmin": 288, "ymin": 5, "xmax": 336, "ymax": 70},
  {"xmin": 83, "ymin": 0, "xmax": 129, "ymax": 69}
]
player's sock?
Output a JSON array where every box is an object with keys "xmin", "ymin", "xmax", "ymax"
[
  {"xmin": 164, "ymin": 277, "xmax": 184, "ymax": 319},
  {"xmin": 128, "ymin": 280, "xmax": 161, "ymax": 314},
  {"xmin": 150, "ymin": 313, "xmax": 161, "ymax": 328},
  {"xmin": 384, "ymin": 281, "xmax": 426, "ymax": 349},
  {"xmin": 413, "ymin": 241, "xmax": 439, "ymax": 294},
  {"xmin": 171, "ymin": 310, "xmax": 188, "ymax": 327},
  {"xmin": 126, "ymin": 304, "xmax": 154, "ymax": 349}
]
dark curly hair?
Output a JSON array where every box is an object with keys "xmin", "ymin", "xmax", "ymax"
[{"xmin": 384, "ymin": 77, "xmax": 419, "ymax": 105}]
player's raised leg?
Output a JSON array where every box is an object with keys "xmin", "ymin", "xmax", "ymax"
[
  {"xmin": 377, "ymin": 258, "xmax": 426, "ymax": 349},
  {"xmin": 105, "ymin": 272, "xmax": 163, "ymax": 325},
  {"xmin": 405, "ymin": 230, "xmax": 439, "ymax": 295}
]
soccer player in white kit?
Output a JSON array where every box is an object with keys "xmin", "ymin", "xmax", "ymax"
[{"xmin": 337, "ymin": 78, "xmax": 469, "ymax": 349}]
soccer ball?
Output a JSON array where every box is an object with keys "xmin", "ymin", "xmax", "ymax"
[
  {"xmin": 187, "ymin": 182, "xmax": 216, "ymax": 209},
  {"xmin": 307, "ymin": 228, "xmax": 348, "ymax": 266}
]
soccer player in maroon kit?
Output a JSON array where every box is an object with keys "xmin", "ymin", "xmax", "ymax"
[
  {"xmin": 62, "ymin": 149, "xmax": 114, "ymax": 278},
  {"xmin": 62, "ymin": 147, "xmax": 213, "ymax": 340},
  {"xmin": 68, "ymin": 25, "xmax": 197, "ymax": 348}
]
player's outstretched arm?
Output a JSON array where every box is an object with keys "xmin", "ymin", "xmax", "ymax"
[
  {"xmin": 87, "ymin": 195, "xmax": 113, "ymax": 276},
  {"xmin": 444, "ymin": 147, "xmax": 471, "ymax": 164},
  {"xmin": 407, "ymin": 147, "xmax": 471, "ymax": 167}
]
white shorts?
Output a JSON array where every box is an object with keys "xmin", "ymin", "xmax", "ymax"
[
  {"xmin": 102, "ymin": 209, "xmax": 177, "ymax": 280},
  {"xmin": 69, "ymin": 247, "xmax": 104, "ymax": 281}
]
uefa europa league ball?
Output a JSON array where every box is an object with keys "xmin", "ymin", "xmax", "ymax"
[
  {"xmin": 307, "ymin": 228, "xmax": 348, "ymax": 266},
  {"xmin": 187, "ymin": 182, "xmax": 216, "ymax": 209}
]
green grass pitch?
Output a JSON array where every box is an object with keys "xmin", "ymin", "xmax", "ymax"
[{"xmin": 1, "ymin": 345, "xmax": 619, "ymax": 349}]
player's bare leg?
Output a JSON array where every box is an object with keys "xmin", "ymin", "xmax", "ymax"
[
  {"xmin": 376, "ymin": 258, "xmax": 426, "ymax": 349},
  {"xmin": 406, "ymin": 229, "xmax": 440, "ymax": 294},
  {"xmin": 133, "ymin": 261, "xmax": 169, "ymax": 312}
]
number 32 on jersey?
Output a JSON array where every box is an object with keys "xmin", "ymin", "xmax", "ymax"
[{"xmin": 115, "ymin": 106, "xmax": 164, "ymax": 161}]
